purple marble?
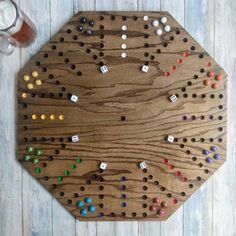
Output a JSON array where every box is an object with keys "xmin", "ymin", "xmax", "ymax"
[
  {"xmin": 210, "ymin": 146, "xmax": 217, "ymax": 152},
  {"xmin": 203, "ymin": 149, "xmax": 209, "ymax": 155},
  {"xmin": 206, "ymin": 157, "xmax": 213, "ymax": 163},
  {"xmin": 214, "ymin": 153, "xmax": 221, "ymax": 160}
]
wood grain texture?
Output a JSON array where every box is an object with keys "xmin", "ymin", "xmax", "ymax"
[
  {"xmin": 137, "ymin": 1, "xmax": 162, "ymax": 235},
  {"xmin": 74, "ymin": 0, "xmax": 98, "ymax": 235},
  {"xmin": 17, "ymin": 9, "xmax": 227, "ymax": 222},
  {"xmin": 159, "ymin": 2, "xmax": 184, "ymax": 236},
  {"xmin": 0, "ymin": 0, "xmax": 235, "ymax": 235},
  {"xmin": 50, "ymin": 1, "xmax": 76, "ymax": 235}
]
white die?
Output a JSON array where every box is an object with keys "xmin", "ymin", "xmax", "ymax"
[
  {"xmin": 167, "ymin": 135, "xmax": 174, "ymax": 143},
  {"xmin": 100, "ymin": 162, "xmax": 107, "ymax": 170},
  {"xmin": 100, "ymin": 65, "xmax": 108, "ymax": 74},
  {"xmin": 139, "ymin": 161, "xmax": 147, "ymax": 169},
  {"xmin": 169, "ymin": 94, "xmax": 177, "ymax": 102},
  {"xmin": 71, "ymin": 135, "xmax": 79, "ymax": 143},
  {"xmin": 70, "ymin": 95, "xmax": 79, "ymax": 103},
  {"xmin": 142, "ymin": 65, "xmax": 149, "ymax": 73}
]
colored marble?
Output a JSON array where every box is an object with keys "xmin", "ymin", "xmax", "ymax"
[
  {"xmin": 216, "ymin": 74, "xmax": 223, "ymax": 81},
  {"xmin": 85, "ymin": 197, "xmax": 92, "ymax": 204},
  {"xmin": 80, "ymin": 17, "xmax": 87, "ymax": 24},
  {"xmin": 208, "ymin": 70, "xmax": 215, "ymax": 78},
  {"xmin": 71, "ymin": 164, "xmax": 76, "ymax": 169},
  {"xmin": 80, "ymin": 208, "xmax": 87, "ymax": 216},
  {"xmin": 210, "ymin": 146, "xmax": 217, "ymax": 152},
  {"xmin": 26, "ymin": 146, "xmax": 34, "ymax": 153},
  {"xmin": 35, "ymin": 149, "xmax": 43, "ymax": 156},
  {"xmin": 153, "ymin": 197, "xmax": 160, "ymax": 204},
  {"xmin": 157, "ymin": 209, "xmax": 164, "ymax": 216},
  {"xmin": 35, "ymin": 168, "xmax": 41, "ymax": 174},
  {"xmin": 202, "ymin": 149, "xmax": 209, "ymax": 155},
  {"xmin": 57, "ymin": 176, "xmax": 63, "ymax": 182},
  {"xmin": 24, "ymin": 155, "xmax": 31, "ymax": 161},
  {"xmin": 32, "ymin": 71, "xmax": 39, "ymax": 78},
  {"xmin": 77, "ymin": 25, "xmax": 83, "ymax": 32},
  {"xmin": 149, "ymin": 205, "xmax": 157, "ymax": 212},
  {"xmin": 76, "ymin": 200, "xmax": 84, "ymax": 208},
  {"xmin": 85, "ymin": 29, "xmax": 92, "ymax": 36},
  {"xmin": 88, "ymin": 205, "xmax": 96, "ymax": 212},
  {"xmin": 98, "ymin": 212, "xmax": 104, "ymax": 217},
  {"xmin": 161, "ymin": 201, "xmax": 168, "ymax": 208},
  {"xmin": 33, "ymin": 158, "xmax": 40, "ymax": 164},
  {"xmin": 214, "ymin": 153, "xmax": 221, "ymax": 160},
  {"xmin": 206, "ymin": 157, "xmax": 213, "ymax": 163},
  {"xmin": 88, "ymin": 20, "xmax": 95, "ymax": 26}
]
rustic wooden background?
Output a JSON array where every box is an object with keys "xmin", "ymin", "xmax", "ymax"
[{"xmin": 0, "ymin": 0, "xmax": 235, "ymax": 235}]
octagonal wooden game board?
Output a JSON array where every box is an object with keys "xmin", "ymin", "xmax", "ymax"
[{"xmin": 17, "ymin": 11, "xmax": 227, "ymax": 221}]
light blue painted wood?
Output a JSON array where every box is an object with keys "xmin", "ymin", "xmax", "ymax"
[
  {"xmin": 137, "ymin": 0, "xmax": 160, "ymax": 11},
  {"xmin": 213, "ymin": 1, "xmax": 236, "ymax": 236},
  {"xmin": 19, "ymin": 1, "xmax": 53, "ymax": 236},
  {"xmin": 0, "ymin": 2, "xmax": 22, "ymax": 235}
]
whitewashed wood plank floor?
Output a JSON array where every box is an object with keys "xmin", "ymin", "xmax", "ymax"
[{"xmin": 0, "ymin": 0, "xmax": 235, "ymax": 235}]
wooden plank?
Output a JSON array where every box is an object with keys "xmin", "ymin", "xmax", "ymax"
[
  {"xmin": 94, "ymin": 0, "xmax": 116, "ymax": 235},
  {"xmin": 74, "ymin": 0, "xmax": 95, "ymax": 12},
  {"xmin": 213, "ymin": 1, "xmax": 236, "ymax": 236},
  {"xmin": 0, "ymin": 3, "xmax": 22, "ymax": 236},
  {"xmin": 138, "ymin": 0, "xmax": 160, "ymax": 11},
  {"xmin": 183, "ymin": 1, "xmax": 215, "ymax": 236},
  {"xmin": 137, "ymin": 1, "xmax": 161, "ymax": 235},
  {"xmin": 161, "ymin": 0, "xmax": 184, "ymax": 24},
  {"xmin": 19, "ymin": 1, "xmax": 53, "ymax": 236},
  {"xmin": 50, "ymin": 1, "xmax": 76, "ymax": 235}
]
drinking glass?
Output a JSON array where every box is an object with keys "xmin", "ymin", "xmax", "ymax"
[
  {"xmin": 0, "ymin": 31, "xmax": 15, "ymax": 55},
  {"xmin": 0, "ymin": 0, "xmax": 37, "ymax": 47}
]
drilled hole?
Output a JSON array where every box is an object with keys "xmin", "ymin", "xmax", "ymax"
[{"xmin": 121, "ymin": 116, "xmax": 126, "ymax": 121}]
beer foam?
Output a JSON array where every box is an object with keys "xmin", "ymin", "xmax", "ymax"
[{"xmin": 0, "ymin": 0, "xmax": 17, "ymax": 30}]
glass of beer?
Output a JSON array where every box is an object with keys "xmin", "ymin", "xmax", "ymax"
[{"xmin": 0, "ymin": 0, "xmax": 37, "ymax": 47}]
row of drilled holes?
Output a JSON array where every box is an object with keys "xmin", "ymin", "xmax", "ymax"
[
  {"xmin": 182, "ymin": 115, "xmax": 224, "ymax": 121},
  {"xmin": 23, "ymin": 91, "xmax": 223, "ymax": 100},
  {"xmin": 172, "ymin": 136, "xmax": 223, "ymax": 144},
  {"xmin": 175, "ymin": 93, "xmax": 224, "ymax": 99}
]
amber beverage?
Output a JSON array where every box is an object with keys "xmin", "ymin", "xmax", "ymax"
[{"xmin": 0, "ymin": 0, "xmax": 36, "ymax": 47}]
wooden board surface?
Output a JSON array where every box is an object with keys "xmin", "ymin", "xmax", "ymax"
[
  {"xmin": 1, "ymin": 0, "xmax": 236, "ymax": 235},
  {"xmin": 17, "ymin": 11, "xmax": 227, "ymax": 221}
]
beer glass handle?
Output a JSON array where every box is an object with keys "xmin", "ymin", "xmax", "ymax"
[{"xmin": 0, "ymin": 31, "xmax": 16, "ymax": 55}]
